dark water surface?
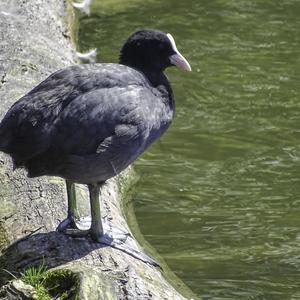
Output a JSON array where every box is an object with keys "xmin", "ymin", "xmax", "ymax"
[{"xmin": 78, "ymin": 0, "xmax": 300, "ymax": 298}]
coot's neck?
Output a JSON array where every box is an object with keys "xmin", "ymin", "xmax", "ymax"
[
  {"xmin": 142, "ymin": 68, "xmax": 174, "ymax": 110},
  {"xmin": 142, "ymin": 68, "xmax": 170, "ymax": 89},
  {"xmin": 120, "ymin": 55, "xmax": 174, "ymax": 108}
]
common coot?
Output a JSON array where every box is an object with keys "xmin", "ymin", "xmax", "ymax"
[{"xmin": 0, "ymin": 29, "xmax": 191, "ymax": 252}]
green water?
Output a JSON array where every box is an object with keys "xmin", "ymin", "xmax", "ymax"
[{"xmin": 78, "ymin": 0, "xmax": 300, "ymax": 298}]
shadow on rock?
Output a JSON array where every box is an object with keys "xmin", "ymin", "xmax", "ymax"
[{"xmin": 0, "ymin": 231, "xmax": 107, "ymax": 284}]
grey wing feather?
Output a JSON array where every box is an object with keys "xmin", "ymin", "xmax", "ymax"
[
  {"xmin": 59, "ymin": 124, "xmax": 143, "ymax": 183},
  {"xmin": 0, "ymin": 63, "xmax": 147, "ymax": 164},
  {"xmin": 25, "ymin": 85, "xmax": 162, "ymax": 178},
  {"xmin": 53, "ymin": 85, "xmax": 156, "ymax": 156}
]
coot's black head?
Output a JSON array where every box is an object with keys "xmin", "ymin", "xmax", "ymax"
[{"xmin": 119, "ymin": 29, "xmax": 191, "ymax": 73}]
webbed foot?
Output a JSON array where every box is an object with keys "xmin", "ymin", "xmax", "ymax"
[
  {"xmin": 91, "ymin": 227, "xmax": 160, "ymax": 267},
  {"xmin": 57, "ymin": 217, "xmax": 159, "ymax": 267},
  {"xmin": 57, "ymin": 217, "xmax": 131, "ymax": 240},
  {"xmin": 56, "ymin": 216, "xmax": 91, "ymax": 236}
]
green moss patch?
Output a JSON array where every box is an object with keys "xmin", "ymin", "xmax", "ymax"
[
  {"xmin": 21, "ymin": 265, "xmax": 79, "ymax": 300},
  {"xmin": 44, "ymin": 269, "xmax": 79, "ymax": 300}
]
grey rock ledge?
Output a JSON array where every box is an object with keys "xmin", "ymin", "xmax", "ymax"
[{"xmin": 0, "ymin": 0, "xmax": 190, "ymax": 299}]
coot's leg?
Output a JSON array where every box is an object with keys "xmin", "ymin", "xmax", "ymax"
[
  {"xmin": 88, "ymin": 182, "xmax": 133, "ymax": 244},
  {"xmin": 66, "ymin": 180, "xmax": 79, "ymax": 220},
  {"xmin": 58, "ymin": 181, "xmax": 159, "ymax": 266},
  {"xmin": 57, "ymin": 180, "xmax": 90, "ymax": 233},
  {"xmin": 88, "ymin": 182, "xmax": 160, "ymax": 267},
  {"xmin": 88, "ymin": 183, "xmax": 104, "ymax": 240}
]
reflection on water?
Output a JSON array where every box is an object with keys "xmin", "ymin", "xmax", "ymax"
[{"xmin": 78, "ymin": 0, "xmax": 300, "ymax": 298}]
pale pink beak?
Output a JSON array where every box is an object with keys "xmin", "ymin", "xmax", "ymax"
[{"xmin": 167, "ymin": 33, "xmax": 192, "ymax": 72}]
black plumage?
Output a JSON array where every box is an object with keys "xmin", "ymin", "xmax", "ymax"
[{"xmin": 0, "ymin": 29, "xmax": 191, "ymax": 245}]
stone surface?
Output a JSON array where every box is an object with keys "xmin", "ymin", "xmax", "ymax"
[
  {"xmin": 0, "ymin": 279, "xmax": 38, "ymax": 300},
  {"xmin": 0, "ymin": 0, "xmax": 190, "ymax": 299}
]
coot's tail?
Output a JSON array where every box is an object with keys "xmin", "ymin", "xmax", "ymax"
[
  {"xmin": 0, "ymin": 124, "xmax": 11, "ymax": 154},
  {"xmin": 0, "ymin": 122, "xmax": 31, "ymax": 170}
]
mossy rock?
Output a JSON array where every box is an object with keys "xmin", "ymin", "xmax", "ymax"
[
  {"xmin": 0, "ymin": 279, "xmax": 38, "ymax": 300},
  {"xmin": 43, "ymin": 269, "xmax": 79, "ymax": 300},
  {"xmin": 49, "ymin": 265, "xmax": 118, "ymax": 300}
]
